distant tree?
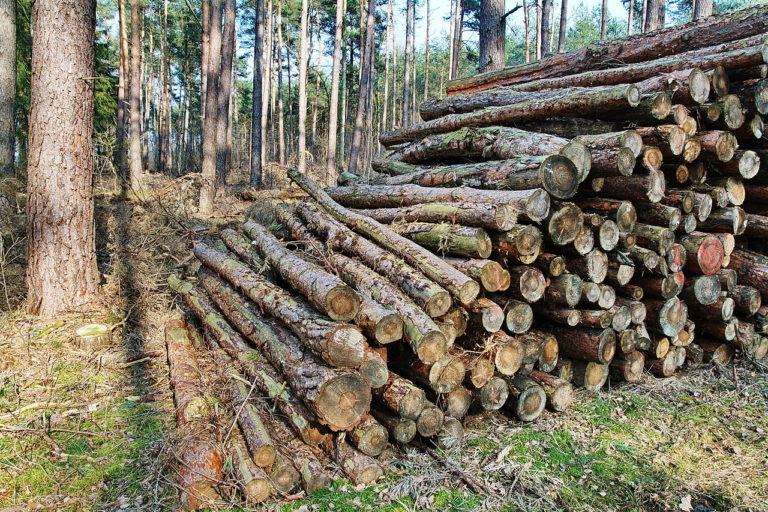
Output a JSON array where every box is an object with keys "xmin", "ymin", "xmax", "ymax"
[{"xmin": 0, "ymin": 0, "xmax": 15, "ymax": 176}]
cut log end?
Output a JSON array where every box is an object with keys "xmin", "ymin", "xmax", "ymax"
[
  {"xmin": 514, "ymin": 385, "xmax": 546, "ymax": 422},
  {"xmin": 353, "ymin": 423, "xmax": 389, "ymax": 457},
  {"xmin": 548, "ymin": 203, "xmax": 585, "ymax": 246},
  {"xmin": 506, "ymin": 301, "xmax": 534, "ymax": 334},
  {"xmin": 359, "ymin": 359, "xmax": 390, "ymax": 390},
  {"xmin": 428, "ymin": 355, "xmax": 466, "ymax": 393},
  {"xmin": 458, "ymin": 280, "xmax": 482, "ymax": 307},
  {"xmin": 469, "ymin": 357, "xmax": 495, "ymax": 388},
  {"xmin": 436, "ymin": 417, "xmax": 465, "ymax": 450},
  {"xmin": 425, "ymin": 291, "xmax": 453, "ymax": 318},
  {"xmin": 375, "ymin": 313, "xmax": 405, "ymax": 345},
  {"xmin": 560, "ymin": 142, "xmax": 593, "ymax": 180},
  {"xmin": 480, "ymin": 377, "xmax": 510, "ymax": 411},
  {"xmin": 616, "ymin": 202, "xmax": 638, "ymax": 233},
  {"xmin": 318, "ymin": 373, "xmax": 372, "ymax": 431},
  {"xmin": 326, "ymin": 286, "xmax": 363, "ymax": 322},
  {"xmin": 687, "ymin": 68, "xmax": 711, "ymax": 105},
  {"xmin": 416, "ymin": 405, "xmax": 445, "ymax": 437},
  {"xmin": 542, "ymin": 155, "xmax": 581, "ymax": 199},
  {"xmin": 328, "ymin": 327, "xmax": 367, "ymax": 368},
  {"xmin": 417, "ymin": 331, "xmax": 450, "ymax": 365},
  {"xmin": 738, "ymin": 150, "xmax": 760, "ymax": 179},
  {"xmin": 695, "ymin": 236, "xmax": 725, "ymax": 275},
  {"xmin": 495, "ymin": 339, "xmax": 525, "ymax": 376},
  {"xmin": 524, "ymin": 189, "xmax": 552, "ymax": 222}
]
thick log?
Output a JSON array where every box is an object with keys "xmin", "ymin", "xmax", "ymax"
[
  {"xmin": 729, "ymin": 249, "xmax": 768, "ymax": 300},
  {"xmin": 389, "ymin": 222, "xmax": 493, "ymax": 259},
  {"xmin": 635, "ymin": 125, "xmax": 687, "ymax": 156},
  {"xmin": 374, "ymin": 373, "xmax": 426, "ymax": 420},
  {"xmin": 608, "ymin": 351, "xmax": 645, "ymax": 383},
  {"xmin": 698, "ymin": 207, "xmax": 748, "ymax": 235},
  {"xmin": 618, "ymin": 329, "xmax": 639, "ymax": 353},
  {"xmin": 569, "ymin": 224, "xmax": 595, "ymax": 256},
  {"xmin": 333, "ymin": 437, "xmax": 384, "ymax": 485},
  {"xmin": 678, "ymin": 274, "xmax": 722, "ymax": 306},
  {"xmin": 348, "ymin": 414, "xmax": 389, "ymax": 457},
  {"xmin": 289, "ymin": 172, "xmax": 481, "ymax": 305},
  {"xmin": 687, "ymin": 297, "xmax": 735, "ymax": 321},
  {"xmin": 451, "ymin": 348, "xmax": 495, "ymax": 389},
  {"xmin": 444, "ymin": 258, "xmax": 510, "ymax": 293},
  {"xmin": 352, "ymin": 202, "xmax": 518, "ymax": 231},
  {"xmin": 354, "ymin": 298, "xmax": 404, "ymax": 345},
  {"xmin": 416, "ymin": 402, "xmax": 445, "ymax": 437},
  {"xmin": 505, "ymin": 376, "xmax": 547, "ymax": 422},
  {"xmin": 632, "ymin": 223, "xmax": 675, "ymax": 255},
  {"xmin": 380, "ymin": 84, "xmax": 642, "ymax": 146},
  {"xmin": 633, "ymin": 272, "xmax": 684, "ymax": 300},
  {"xmin": 493, "ymin": 225, "xmax": 544, "ymax": 264},
  {"xmin": 566, "ymin": 249, "xmax": 609, "ymax": 284},
  {"xmin": 533, "ymin": 252, "xmax": 566, "ymax": 277},
  {"xmin": 527, "ymin": 370, "xmax": 574, "ymax": 411},
  {"xmin": 647, "ymin": 335, "xmax": 670, "ymax": 359},
  {"xmin": 645, "ymin": 297, "xmax": 688, "ymax": 337},
  {"xmin": 547, "ymin": 326, "xmax": 616, "ymax": 364},
  {"xmin": 388, "ymin": 343, "xmax": 466, "ymax": 393},
  {"xmin": 715, "ymin": 150, "xmax": 760, "ymax": 180},
  {"xmin": 435, "ymin": 417, "xmax": 465, "ymax": 450},
  {"xmin": 295, "ymin": 203, "xmax": 452, "ymax": 318},
  {"xmin": 569, "ymin": 359, "xmax": 609, "ymax": 391},
  {"xmin": 679, "ymin": 234, "xmax": 725, "ymax": 275},
  {"xmin": 693, "ymin": 130, "xmax": 739, "ymax": 162},
  {"xmin": 185, "ymin": 272, "xmax": 372, "ymax": 432},
  {"xmin": 546, "ymin": 274, "xmax": 584, "ymax": 307},
  {"xmin": 466, "ymin": 298, "xmax": 505, "ymax": 333},
  {"xmin": 635, "ymin": 203, "xmax": 682, "ymax": 230},
  {"xmin": 708, "ymin": 177, "xmax": 745, "ymax": 206},
  {"xmin": 372, "ymin": 155, "xmax": 581, "ymax": 200},
  {"xmin": 501, "ymin": 299, "xmax": 534, "ymax": 334},
  {"xmin": 243, "ymin": 221, "xmax": 361, "ymax": 322},
  {"xmin": 328, "ymin": 253, "xmax": 448, "ymax": 364},
  {"xmin": 164, "ymin": 318, "xmax": 224, "ymax": 510},
  {"xmin": 546, "ymin": 202, "xmax": 585, "ymax": 246},
  {"xmin": 647, "ymin": 350, "xmax": 678, "ymax": 377},
  {"xmin": 732, "ymin": 285, "xmax": 762, "ymax": 316},
  {"xmin": 627, "ymin": 245, "xmax": 660, "ymax": 271},
  {"xmin": 592, "ymin": 169, "xmax": 666, "ymax": 203}
]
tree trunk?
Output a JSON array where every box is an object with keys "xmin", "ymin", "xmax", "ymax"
[
  {"xmin": 450, "ymin": 0, "xmax": 462, "ymax": 79},
  {"xmin": 199, "ymin": 0, "xmax": 222, "ymax": 213},
  {"xmin": 389, "ymin": 222, "xmax": 493, "ymax": 259},
  {"xmin": 115, "ymin": 0, "xmax": 127, "ymax": 177},
  {"xmin": 251, "ymin": 0, "xmax": 264, "ymax": 186},
  {"xmin": 627, "ymin": 0, "xmax": 634, "ymax": 35},
  {"xmin": 523, "ymin": 0, "xmax": 531, "ymax": 62},
  {"xmin": 478, "ymin": 0, "xmax": 505, "ymax": 73},
  {"xmin": 540, "ymin": 0, "xmax": 552, "ymax": 55},
  {"xmin": 347, "ymin": 0, "xmax": 375, "ymax": 175},
  {"xmin": 26, "ymin": 0, "xmax": 101, "ymax": 315},
  {"xmin": 297, "ymin": 0, "xmax": 309, "ymax": 172},
  {"xmin": 260, "ymin": 0, "xmax": 273, "ymax": 166},
  {"xmin": 535, "ymin": 0, "xmax": 542, "ymax": 60},
  {"xmin": 644, "ymin": 0, "xmax": 664, "ymax": 31},
  {"xmin": 0, "ymin": 0, "xmax": 12, "ymax": 175},
  {"xmin": 557, "ymin": 0, "xmax": 568, "ymax": 53},
  {"xmin": 382, "ymin": 0, "xmax": 392, "ymax": 132},
  {"xmin": 423, "ymin": 0, "xmax": 431, "ymax": 99},
  {"xmin": 128, "ymin": 0, "xmax": 143, "ymax": 185},
  {"xmin": 693, "ymin": 0, "xmax": 713, "ymax": 20},
  {"xmin": 402, "ymin": 0, "xmax": 414, "ymax": 126},
  {"xmin": 276, "ymin": 0, "xmax": 286, "ymax": 166},
  {"xmin": 600, "ymin": 0, "xmax": 608, "ymax": 39},
  {"xmin": 216, "ymin": 0, "xmax": 235, "ymax": 183}
]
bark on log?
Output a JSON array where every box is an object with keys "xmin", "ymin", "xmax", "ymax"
[
  {"xmin": 348, "ymin": 414, "xmax": 389, "ymax": 457},
  {"xmin": 570, "ymin": 359, "xmax": 609, "ymax": 391},
  {"xmin": 572, "ymin": 198, "xmax": 637, "ymax": 232},
  {"xmin": 729, "ymin": 249, "xmax": 768, "ymax": 300},
  {"xmin": 370, "ymin": 408, "xmax": 417, "ymax": 443},
  {"xmin": 679, "ymin": 233, "xmax": 725, "ymax": 275},
  {"xmin": 505, "ymin": 376, "xmax": 547, "ymax": 422},
  {"xmin": 380, "ymin": 84, "xmax": 642, "ymax": 146},
  {"xmin": 243, "ymin": 221, "xmax": 361, "ymax": 322},
  {"xmin": 608, "ymin": 350, "xmax": 645, "ymax": 383},
  {"xmin": 289, "ymin": 171, "xmax": 481, "ymax": 305},
  {"xmin": 547, "ymin": 326, "xmax": 616, "ymax": 364},
  {"xmin": 352, "ymin": 202, "xmax": 518, "ymax": 231},
  {"xmin": 678, "ymin": 274, "xmax": 722, "ymax": 306},
  {"xmin": 374, "ymin": 372, "xmax": 427, "ymax": 420},
  {"xmin": 590, "ymin": 169, "xmax": 666, "ymax": 203},
  {"xmin": 389, "ymin": 222, "xmax": 493, "ymax": 259},
  {"xmin": 545, "ymin": 274, "xmax": 584, "ymax": 307},
  {"xmin": 296, "ymin": 203, "xmax": 452, "ymax": 318},
  {"xmin": 444, "ymin": 258, "xmax": 510, "ymax": 292},
  {"xmin": 731, "ymin": 285, "xmax": 762, "ymax": 316},
  {"xmin": 492, "ymin": 225, "xmax": 544, "ymax": 264},
  {"xmin": 527, "ymin": 370, "xmax": 574, "ymax": 411},
  {"xmin": 415, "ymin": 402, "xmax": 446, "ymax": 437},
  {"xmin": 388, "ymin": 343, "xmax": 466, "ymax": 393}
]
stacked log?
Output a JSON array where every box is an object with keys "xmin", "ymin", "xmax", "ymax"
[{"xmin": 169, "ymin": 9, "xmax": 768, "ymax": 507}]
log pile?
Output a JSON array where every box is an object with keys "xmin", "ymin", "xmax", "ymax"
[{"xmin": 167, "ymin": 9, "xmax": 768, "ymax": 507}]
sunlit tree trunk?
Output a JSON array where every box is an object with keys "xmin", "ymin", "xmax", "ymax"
[
  {"xmin": 276, "ymin": 0, "xmax": 285, "ymax": 165},
  {"xmin": 600, "ymin": 0, "xmax": 608, "ymax": 39},
  {"xmin": 199, "ymin": 0, "xmax": 222, "ymax": 213},
  {"xmin": 347, "ymin": 0, "xmax": 375, "ymax": 175},
  {"xmin": 115, "ymin": 0, "xmax": 128, "ymax": 177},
  {"xmin": 215, "ymin": 0, "xmax": 235, "ymax": 183},
  {"xmin": 450, "ymin": 0, "xmax": 462, "ymax": 79},
  {"xmin": 523, "ymin": 0, "xmax": 530, "ymax": 63},
  {"xmin": 251, "ymin": 0, "xmax": 264, "ymax": 186},
  {"xmin": 402, "ymin": 0, "xmax": 414, "ymax": 126},
  {"xmin": 297, "ymin": 0, "xmax": 309, "ymax": 173},
  {"xmin": 128, "ymin": 0, "xmax": 143, "ymax": 185},
  {"xmin": 693, "ymin": 0, "xmax": 712, "ymax": 19},
  {"xmin": 423, "ymin": 0, "xmax": 430, "ymax": 100},
  {"xmin": 26, "ymin": 0, "xmax": 101, "ymax": 314},
  {"xmin": 627, "ymin": 0, "xmax": 634, "ymax": 36},
  {"xmin": 326, "ymin": 0, "xmax": 345, "ymax": 181},
  {"xmin": 557, "ymin": 0, "xmax": 568, "ymax": 52},
  {"xmin": 478, "ymin": 0, "xmax": 505, "ymax": 73},
  {"xmin": 260, "ymin": 0, "xmax": 272, "ymax": 165},
  {"xmin": 541, "ymin": 0, "xmax": 553, "ymax": 55}
]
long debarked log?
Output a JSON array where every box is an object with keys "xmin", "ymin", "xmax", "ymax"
[
  {"xmin": 351, "ymin": 202, "xmax": 518, "ymax": 231},
  {"xmin": 289, "ymin": 171, "xmax": 481, "ymax": 305},
  {"xmin": 242, "ymin": 221, "xmax": 361, "ymax": 322}
]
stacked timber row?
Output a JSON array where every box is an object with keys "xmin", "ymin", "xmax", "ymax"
[{"xmin": 166, "ymin": 7, "xmax": 768, "ymax": 507}]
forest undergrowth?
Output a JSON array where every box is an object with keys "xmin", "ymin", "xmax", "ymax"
[{"xmin": 1, "ymin": 174, "xmax": 767, "ymax": 512}]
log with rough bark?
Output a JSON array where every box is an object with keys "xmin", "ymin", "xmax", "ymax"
[
  {"xmin": 374, "ymin": 372, "xmax": 427, "ymax": 420},
  {"xmin": 389, "ymin": 222, "xmax": 493, "ymax": 259},
  {"xmin": 547, "ymin": 326, "xmax": 616, "ymax": 364},
  {"xmin": 372, "ymin": 155, "xmax": 582, "ymax": 199},
  {"xmin": 242, "ymin": 221, "xmax": 361, "ymax": 322},
  {"xmin": 347, "ymin": 414, "xmax": 389, "ymax": 457},
  {"xmin": 178, "ymin": 271, "xmax": 371, "ymax": 432},
  {"xmin": 325, "ymin": 183, "xmax": 551, "ymax": 223},
  {"xmin": 164, "ymin": 318, "xmax": 224, "ymax": 510},
  {"xmin": 444, "ymin": 258, "xmax": 510, "ymax": 293},
  {"xmin": 679, "ymin": 233, "xmax": 725, "ymax": 275},
  {"xmin": 294, "ymin": 203, "xmax": 452, "ymax": 318},
  {"xmin": 388, "ymin": 343, "xmax": 466, "ymax": 394},
  {"xmin": 220, "ymin": 228, "xmax": 268, "ymax": 270},
  {"xmin": 371, "ymin": 408, "xmax": 417, "ymax": 443},
  {"xmin": 229, "ymin": 430, "xmax": 273, "ymax": 504},
  {"xmin": 333, "ymin": 437, "xmax": 385, "ymax": 485},
  {"xmin": 729, "ymin": 249, "xmax": 768, "ymax": 299},
  {"xmin": 528, "ymin": 370, "xmax": 575, "ymax": 411},
  {"xmin": 572, "ymin": 198, "xmax": 637, "ymax": 232},
  {"xmin": 380, "ymin": 84, "xmax": 642, "ymax": 146},
  {"xmin": 505, "ymin": 266, "xmax": 547, "ymax": 303},
  {"xmin": 545, "ymin": 274, "xmax": 584, "ymax": 307},
  {"xmin": 732, "ymin": 285, "xmax": 762, "ymax": 316},
  {"xmin": 289, "ymin": 172, "xmax": 482, "ymax": 305},
  {"xmin": 352, "ymin": 202, "xmax": 518, "ymax": 231}
]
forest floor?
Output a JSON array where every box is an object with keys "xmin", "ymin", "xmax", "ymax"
[{"xmin": 1, "ymin": 174, "xmax": 767, "ymax": 512}]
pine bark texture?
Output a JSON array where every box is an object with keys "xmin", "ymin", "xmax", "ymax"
[{"xmin": 0, "ymin": 0, "xmax": 15, "ymax": 176}]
